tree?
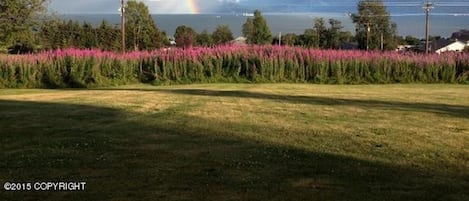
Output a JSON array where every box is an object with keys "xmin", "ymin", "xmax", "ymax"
[
  {"xmin": 0, "ymin": 0, "xmax": 47, "ymax": 52},
  {"xmin": 39, "ymin": 17, "xmax": 65, "ymax": 49},
  {"xmin": 80, "ymin": 22, "xmax": 97, "ymax": 48},
  {"xmin": 273, "ymin": 33, "xmax": 298, "ymax": 46},
  {"xmin": 299, "ymin": 29, "xmax": 316, "ymax": 47},
  {"xmin": 325, "ymin": 19, "xmax": 343, "ymax": 49},
  {"xmin": 404, "ymin": 35, "xmax": 420, "ymax": 46},
  {"xmin": 212, "ymin": 25, "xmax": 234, "ymax": 45},
  {"xmin": 272, "ymin": 33, "xmax": 299, "ymax": 46},
  {"xmin": 174, "ymin": 25, "xmax": 196, "ymax": 49},
  {"xmin": 125, "ymin": 0, "xmax": 165, "ymax": 50},
  {"xmin": 196, "ymin": 30, "xmax": 213, "ymax": 47},
  {"xmin": 97, "ymin": 20, "xmax": 121, "ymax": 51},
  {"xmin": 352, "ymin": 0, "xmax": 397, "ymax": 50},
  {"xmin": 40, "ymin": 19, "xmax": 123, "ymax": 51},
  {"xmin": 388, "ymin": 22, "xmax": 399, "ymax": 48},
  {"xmin": 40, "ymin": 19, "xmax": 79, "ymax": 49},
  {"xmin": 242, "ymin": 18, "xmax": 254, "ymax": 44},
  {"xmin": 242, "ymin": 10, "xmax": 272, "ymax": 45},
  {"xmin": 282, "ymin": 33, "xmax": 298, "ymax": 46},
  {"xmin": 64, "ymin": 20, "xmax": 82, "ymax": 48},
  {"xmin": 313, "ymin": 18, "xmax": 326, "ymax": 48},
  {"xmin": 339, "ymin": 31, "xmax": 354, "ymax": 44}
]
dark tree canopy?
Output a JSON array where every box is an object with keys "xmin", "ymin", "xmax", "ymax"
[
  {"xmin": 96, "ymin": 20, "xmax": 121, "ymax": 51},
  {"xmin": 298, "ymin": 18, "xmax": 348, "ymax": 49},
  {"xmin": 40, "ymin": 18, "xmax": 122, "ymax": 51},
  {"xmin": 0, "ymin": 0, "xmax": 47, "ymax": 52}
]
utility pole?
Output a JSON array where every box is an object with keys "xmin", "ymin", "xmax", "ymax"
[
  {"xmin": 278, "ymin": 32, "xmax": 282, "ymax": 46},
  {"xmin": 121, "ymin": 0, "xmax": 126, "ymax": 53},
  {"xmin": 423, "ymin": 1, "xmax": 434, "ymax": 54}
]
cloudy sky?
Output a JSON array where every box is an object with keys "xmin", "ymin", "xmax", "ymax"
[{"xmin": 48, "ymin": 0, "xmax": 469, "ymax": 15}]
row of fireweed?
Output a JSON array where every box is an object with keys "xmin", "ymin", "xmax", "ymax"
[
  {"xmin": 0, "ymin": 49, "xmax": 139, "ymax": 88},
  {"xmin": 1, "ymin": 46, "xmax": 468, "ymax": 88}
]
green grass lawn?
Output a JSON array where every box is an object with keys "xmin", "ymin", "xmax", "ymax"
[{"xmin": 1, "ymin": 84, "xmax": 468, "ymax": 201}]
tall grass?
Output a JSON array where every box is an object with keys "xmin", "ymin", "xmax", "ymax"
[{"xmin": 1, "ymin": 46, "xmax": 468, "ymax": 88}]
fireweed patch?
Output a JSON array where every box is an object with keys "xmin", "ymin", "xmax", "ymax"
[{"xmin": 1, "ymin": 46, "xmax": 468, "ymax": 88}]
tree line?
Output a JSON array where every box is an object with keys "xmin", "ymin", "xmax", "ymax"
[{"xmin": 2, "ymin": 0, "xmax": 428, "ymax": 54}]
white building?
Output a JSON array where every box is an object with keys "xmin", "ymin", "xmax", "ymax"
[
  {"xmin": 432, "ymin": 39, "xmax": 467, "ymax": 54},
  {"xmin": 231, "ymin": 37, "xmax": 247, "ymax": 46},
  {"xmin": 396, "ymin": 45, "xmax": 415, "ymax": 52}
]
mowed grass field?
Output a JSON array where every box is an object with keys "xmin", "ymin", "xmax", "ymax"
[{"xmin": 1, "ymin": 84, "xmax": 468, "ymax": 201}]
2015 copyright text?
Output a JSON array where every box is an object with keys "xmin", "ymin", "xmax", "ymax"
[{"xmin": 4, "ymin": 181, "xmax": 86, "ymax": 191}]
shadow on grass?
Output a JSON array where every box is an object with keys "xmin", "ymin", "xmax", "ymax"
[
  {"xmin": 119, "ymin": 88, "xmax": 469, "ymax": 119},
  {"xmin": 0, "ymin": 100, "xmax": 467, "ymax": 201}
]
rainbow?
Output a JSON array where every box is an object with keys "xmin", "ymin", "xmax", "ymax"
[{"xmin": 187, "ymin": 0, "xmax": 200, "ymax": 14}]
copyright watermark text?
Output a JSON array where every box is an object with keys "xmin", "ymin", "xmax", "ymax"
[{"xmin": 4, "ymin": 181, "xmax": 86, "ymax": 191}]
